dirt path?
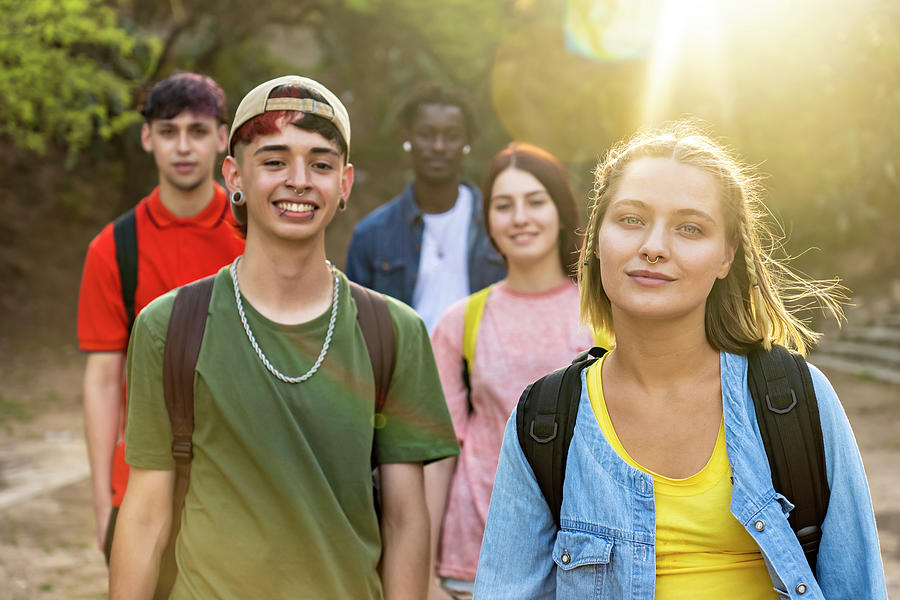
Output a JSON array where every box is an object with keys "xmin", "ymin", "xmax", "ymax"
[{"xmin": 0, "ymin": 347, "xmax": 897, "ymax": 598}]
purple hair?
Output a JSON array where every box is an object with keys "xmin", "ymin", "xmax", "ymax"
[{"xmin": 141, "ymin": 72, "xmax": 228, "ymax": 124}]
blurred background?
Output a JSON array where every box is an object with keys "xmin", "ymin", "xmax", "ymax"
[
  {"xmin": 1, "ymin": 0, "xmax": 898, "ymax": 596},
  {"xmin": 2, "ymin": 0, "xmax": 899, "ymax": 346}
]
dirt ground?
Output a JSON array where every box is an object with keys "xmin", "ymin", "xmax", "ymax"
[{"xmin": 0, "ymin": 343, "xmax": 897, "ymax": 598}]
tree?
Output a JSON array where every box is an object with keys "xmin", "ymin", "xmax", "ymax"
[{"xmin": 0, "ymin": 0, "xmax": 159, "ymax": 166}]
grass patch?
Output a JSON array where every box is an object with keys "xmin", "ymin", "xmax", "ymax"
[
  {"xmin": 0, "ymin": 393, "xmax": 34, "ymax": 424},
  {"xmin": 854, "ymin": 369, "xmax": 878, "ymax": 382},
  {"xmin": 42, "ymin": 389, "xmax": 61, "ymax": 406}
]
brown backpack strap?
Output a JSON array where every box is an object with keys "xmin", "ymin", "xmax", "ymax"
[
  {"xmin": 155, "ymin": 276, "xmax": 391, "ymax": 596},
  {"xmin": 156, "ymin": 275, "xmax": 214, "ymax": 599},
  {"xmin": 349, "ymin": 281, "xmax": 396, "ymax": 413}
]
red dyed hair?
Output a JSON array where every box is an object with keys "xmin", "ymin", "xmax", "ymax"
[{"xmin": 230, "ymin": 86, "xmax": 347, "ymax": 160}]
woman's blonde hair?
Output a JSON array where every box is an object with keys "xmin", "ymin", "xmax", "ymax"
[{"xmin": 578, "ymin": 123, "xmax": 845, "ymax": 356}]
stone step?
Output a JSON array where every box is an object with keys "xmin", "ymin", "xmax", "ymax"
[
  {"xmin": 839, "ymin": 325, "xmax": 900, "ymax": 348},
  {"xmin": 809, "ymin": 354, "xmax": 900, "ymax": 387},
  {"xmin": 815, "ymin": 340, "xmax": 900, "ymax": 371}
]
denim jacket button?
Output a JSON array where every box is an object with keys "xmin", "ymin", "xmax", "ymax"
[
  {"xmin": 796, "ymin": 583, "xmax": 807, "ymax": 594},
  {"xmin": 753, "ymin": 520, "xmax": 765, "ymax": 532},
  {"xmin": 561, "ymin": 552, "xmax": 571, "ymax": 564}
]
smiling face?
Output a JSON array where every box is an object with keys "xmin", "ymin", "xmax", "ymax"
[
  {"xmin": 488, "ymin": 167, "xmax": 562, "ymax": 272},
  {"xmin": 141, "ymin": 110, "xmax": 227, "ymax": 192},
  {"xmin": 407, "ymin": 104, "xmax": 468, "ymax": 184},
  {"xmin": 222, "ymin": 120, "xmax": 353, "ymax": 246},
  {"xmin": 596, "ymin": 156, "xmax": 735, "ymax": 326}
]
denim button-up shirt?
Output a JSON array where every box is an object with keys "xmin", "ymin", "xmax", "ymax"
[
  {"xmin": 474, "ymin": 352, "xmax": 887, "ymax": 599},
  {"xmin": 345, "ymin": 180, "xmax": 506, "ymax": 306}
]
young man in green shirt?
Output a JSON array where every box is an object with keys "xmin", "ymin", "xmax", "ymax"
[{"xmin": 110, "ymin": 75, "xmax": 459, "ymax": 599}]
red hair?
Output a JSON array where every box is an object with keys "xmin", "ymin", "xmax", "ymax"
[
  {"xmin": 230, "ymin": 86, "xmax": 347, "ymax": 159},
  {"xmin": 482, "ymin": 142, "xmax": 583, "ymax": 277}
]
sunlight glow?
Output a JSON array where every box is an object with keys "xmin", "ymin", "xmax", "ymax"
[
  {"xmin": 641, "ymin": 0, "xmax": 732, "ymax": 126},
  {"xmin": 564, "ymin": 0, "xmax": 658, "ymax": 61}
]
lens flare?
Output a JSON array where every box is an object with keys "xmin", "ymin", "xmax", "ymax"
[
  {"xmin": 491, "ymin": 22, "xmax": 642, "ymax": 162},
  {"xmin": 564, "ymin": 0, "xmax": 660, "ymax": 61}
]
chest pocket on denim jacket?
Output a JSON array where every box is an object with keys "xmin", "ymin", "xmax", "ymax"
[
  {"xmin": 372, "ymin": 260, "xmax": 406, "ymax": 300},
  {"xmin": 553, "ymin": 529, "xmax": 613, "ymax": 599}
]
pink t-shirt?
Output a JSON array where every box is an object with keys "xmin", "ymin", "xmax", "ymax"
[{"xmin": 430, "ymin": 279, "xmax": 594, "ymax": 580}]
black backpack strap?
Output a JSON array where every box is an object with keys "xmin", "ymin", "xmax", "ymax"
[
  {"xmin": 113, "ymin": 207, "xmax": 138, "ymax": 335},
  {"xmin": 157, "ymin": 275, "xmax": 215, "ymax": 599},
  {"xmin": 516, "ymin": 347, "xmax": 606, "ymax": 527},
  {"xmin": 747, "ymin": 345, "xmax": 829, "ymax": 572}
]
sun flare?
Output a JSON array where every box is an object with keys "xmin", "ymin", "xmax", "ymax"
[{"xmin": 642, "ymin": 0, "xmax": 730, "ymax": 126}]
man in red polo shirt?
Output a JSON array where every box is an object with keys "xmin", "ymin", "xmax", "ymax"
[{"xmin": 77, "ymin": 72, "xmax": 245, "ymax": 561}]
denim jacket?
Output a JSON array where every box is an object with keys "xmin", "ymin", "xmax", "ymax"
[
  {"xmin": 345, "ymin": 180, "xmax": 506, "ymax": 306},
  {"xmin": 474, "ymin": 352, "xmax": 887, "ymax": 599}
]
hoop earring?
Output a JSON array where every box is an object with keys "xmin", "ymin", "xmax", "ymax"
[
  {"xmin": 338, "ymin": 197, "xmax": 347, "ymax": 211},
  {"xmin": 230, "ymin": 190, "xmax": 245, "ymax": 206},
  {"xmin": 462, "ymin": 144, "xmax": 471, "ymax": 155},
  {"xmin": 402, "ymin": 141, "xmax": 412, "ymax": 153}
]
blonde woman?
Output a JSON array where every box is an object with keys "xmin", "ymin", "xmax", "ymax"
[{"xmin": 474, "ymin": 126, "xmax": 886, "ymax": 599}]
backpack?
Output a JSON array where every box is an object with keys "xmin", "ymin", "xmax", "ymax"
[
  {"xmin": 153, "ymin": 275, "xmax": 396, "ymax": 599},
  {"xmin": 515, "ymin": 344, "xmax": 829, "ymax": 572},
  {"xmin": 113, "ymin": 207, "xmax": 138, "ymax": 335}
]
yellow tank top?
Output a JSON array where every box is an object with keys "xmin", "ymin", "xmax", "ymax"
[{"xmin": 586, "ymin": 356, "xmax": 776, "ymax": 599}]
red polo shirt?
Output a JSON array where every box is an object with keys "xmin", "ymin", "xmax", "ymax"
[{"xmin": 78, "ymin": 183, "xmax": 244, "ymax": 505}]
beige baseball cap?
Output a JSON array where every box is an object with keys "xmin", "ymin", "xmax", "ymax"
[{"xmin": 227, "ymin": 75, "xmax": 351, "ymax": 157}]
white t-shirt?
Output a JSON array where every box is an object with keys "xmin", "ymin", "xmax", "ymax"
[{"xmin": 412, "ymin": 185, "xmax": 472, "ymax": 334}]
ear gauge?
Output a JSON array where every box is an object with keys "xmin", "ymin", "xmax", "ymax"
[
  {"xmin": 338, "ymin": 197, "xmax": 347, "ymax": 211},
  {"xmin": 230, "ymin": 190, "xmax": 245, "ymax": 206},
  {"xmin": 402, "ymin": 141, "xmax": 412, "ymax": 152}
]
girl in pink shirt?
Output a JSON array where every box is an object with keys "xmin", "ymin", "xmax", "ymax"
[{"xmin": 427, "ymin": 143, "xmax": 602, "ymax": 599}]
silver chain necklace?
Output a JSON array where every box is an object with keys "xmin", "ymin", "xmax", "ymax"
[{"xmin": 229, "ymin": 256, "xmax": 339, "ymax": 384}]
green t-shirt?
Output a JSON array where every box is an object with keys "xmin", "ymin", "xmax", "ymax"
[{"xmin": 125, "ymin": 267, "xmax": 459, "ymax": 599}]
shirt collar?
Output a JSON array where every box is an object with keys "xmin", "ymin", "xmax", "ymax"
[{"xmin": 146, "ymin": 183, "xmax": 228, "ymax": 228}]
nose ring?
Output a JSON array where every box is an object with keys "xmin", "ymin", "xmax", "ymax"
[
  {"xmin": 285, "ymin": 179, "xmax": 306, "ymax": 197},
  {"xmin": 646, "ymin": 255, "xmax": 660, "ymax": 264}
]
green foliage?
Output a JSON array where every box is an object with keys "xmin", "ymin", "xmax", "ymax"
[
  {"xmin": 2, "ymin": 0, "xmax": 897, "ymax": 287},
  {"xmin": 0, "ymin": 393, "xmax": 33, "ymax": 424},
  {"xmin": 0, "ymin": 0, "xmax": 159, "ymax": 165}
]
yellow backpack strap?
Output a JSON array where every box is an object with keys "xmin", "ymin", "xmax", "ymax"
[{"xmin": 462, "ymin": 285, "xmax": 494, "ymax": 375}]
